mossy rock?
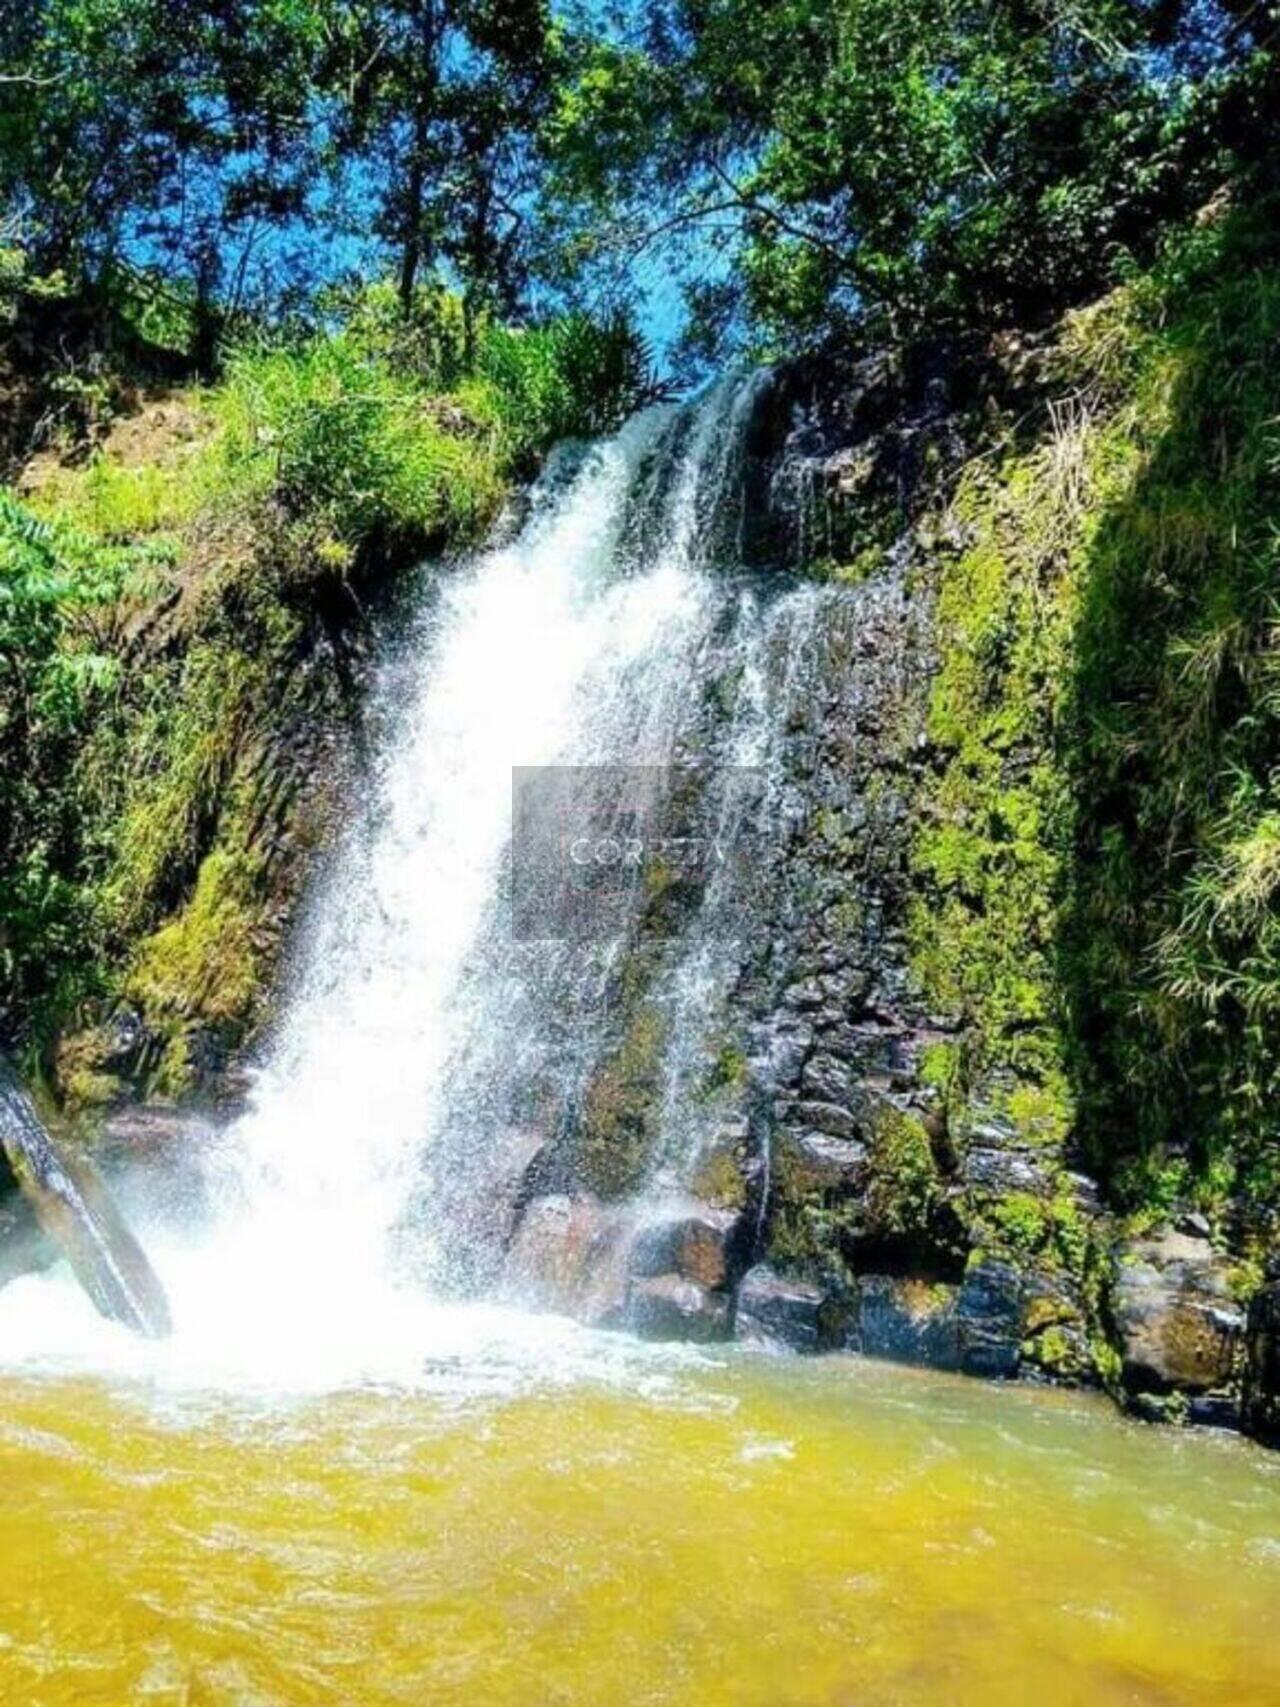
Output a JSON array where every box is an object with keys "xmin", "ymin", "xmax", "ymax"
[{"xmin": 576, "ymin": 1004, "xmax": 668, "ymax": 1200}]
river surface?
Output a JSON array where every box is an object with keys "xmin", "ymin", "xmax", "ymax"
[{"xmin": 2, "ymin": 1321, "xmax": 1278, "ymax": 1706}]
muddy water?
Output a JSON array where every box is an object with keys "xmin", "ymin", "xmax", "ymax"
[{"xmin": 2, "ymin": 1336, "xmax": 1277, "ymax": 1706}]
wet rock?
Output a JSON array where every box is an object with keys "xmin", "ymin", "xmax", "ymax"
[
  {"xmin": 473, "ymin": 1129, "xmax": 549, "ymax": 1248},
  {"xmin": 846, "ymin": 1260, "xmax": 1024, "ymax": 1377},
  {"xmin": 1110, "ymin": 1229, "xmax": 1244, "ymax": 1397},
  {"xmin": 799, "ymin": 1052, "xmax": 855, "ymax": 1105},
  {"xmin": 630, "ymin": 1202, "xmax": 739, "ymax": 1290},
  {"xmin": 960, "ymin": 1146, "xmax": 1050, "ymax": 1195},
  {"xmin": 734, "ymin": 1264, "xmax": 834, "ymax": 1352},
  {"xmin": 954, "ymin": 1257, "xmax": 1023, "ymax": 1378},
  {"xmin": 1187, "ymin": 1392, "xmax": 1240, "ymax": 1431},
  {"xmin": 853, "ymin": 1274, "xmax": 962, "ymax": 1369},
  {"xmin": 760, "ymin": 1022, "xmax": 812, "ymax": 1089},
  {"xmin": 785, "ymin": 1130, "xmax": 870, "ymax": 1192},
  {"xmin": 503, "ymin": 1194, "xmax": 626, "ymax": 1323},
  {"xmin": 1063, "ymin": 1171, "xmax": 1102, "ymax": 1215},
  {"xmin": 1241, "ymin": 1270, "xmax": 1280, "ymax": 1446},
  {"xmin": 627, "ymin": 1274, "xmax": 730, "ymax": 1342},
  {"xmin": 794, "ymin": 1100, "xmax": 860, "ymax": 1141}
]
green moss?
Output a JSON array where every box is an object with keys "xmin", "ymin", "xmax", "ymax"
[
  {"xmin": 909, "ymin": 206, "xmax": 1280, "ymax": 1229},
  {"xmin": 920, "ymin": 1040, "xmax": 960, "ymax": 1094},
  {"xmin": 577, "ymin": 1004, "xmax": 668, "ymax": 1199},
  {"xmin": 982, "ymin": 1193, "xmax": 1048, "ymax": 1258},
  {"xmin": 692, "ymin": 1141, "xmax": 750, "ymax": 1212},
  {"xmin": 864, "ymin": 1108, "xmax": 939, "ymax": 1241},
  {"xmin": 701, "ymin": 1042, "xmax": 748, "ymax": 1097},
  {"xmin": 53, "ymin": 1027, "xmax": 123, "ymax": 1110},
  {"xmin": 125, "ymin": 847, "xmax": 264, "ymax": 1040},
  {"xmin": 766, "ymin": 1132, "xmax": 860, "ymax": 1279},
  {"xmin": 1090, "ymin": 1333, "xmax": 1124, "ymax": 1393}
]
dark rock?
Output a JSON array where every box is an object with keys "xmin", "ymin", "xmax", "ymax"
[
  {"xmin": 1063, "ymin": 1171, "xmax": 1102, "ymax": 1215},
  {"xmin": 735, "ymin": 1264, "xmax": 834, "ymax": 1352},
  {"xmin": 785, "ymin": 1130, "xmax": 870, "ymax": 1191},
  {"xmin": 630, "ymin": 1202, "xmax": 739, "ymax": 1291},
  {"xmin": 853, "ymin": 1274, "xmax": 962, "ymax": 1370},
  {"xmin": 1242, "ymin": 1275, "xmax": 1280, "ymax": 1445},
  {"xmin": 845, "ymin": 1259, "xmax": 1024, "ymax": 1378},
  {"xmin": 1187, "ymin": 1392, "xmax": 1240, "ymax": 1431},
  {"xmin": 794, "ymin": 1100, "xmax": 859, "ymax": 1141},
  {"xmin": 799, "ymin": 1052, "xmax": 855, "ymax": 1104},
  {"xmin": 761, "ymin": 1023, "xmax": 812, "ymax": 1089},
  {"xmin": 96, "ymin": 1006, "xmax": 157, "ymax": 1076},
  {"xmin": 1110, "ymin": 1229, "xmax": 1244, "ymax": 1397},
  {"xmin": 628, "ymin": 1274, "xmax": 730, "ymax": 1342},
  {"xmin": 955, "ymin": 1257, "xmax": 1023, "ymax": 1378},
  {"xmin": 960, "ymin": 1146, "xmax": 1049, "ymax": 1195}
]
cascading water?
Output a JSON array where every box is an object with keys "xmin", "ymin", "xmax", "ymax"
[{"xmin": 0, "ymin": 371, "xmax": 823, "ymax": 1388}]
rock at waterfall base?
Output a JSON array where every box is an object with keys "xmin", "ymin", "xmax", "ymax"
[{"xmin": 1110, "ymin": 1229, "xmax": 1243, "ymax": 1407}]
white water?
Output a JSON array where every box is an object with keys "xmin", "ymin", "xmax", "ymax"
[{"xmin": 0, "ymin": 378, "xmax": 805, "ymax": 1393}]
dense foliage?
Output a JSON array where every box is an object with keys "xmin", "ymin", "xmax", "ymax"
[
  {"xmin": 4, "ymin": 1, "xmax": 1275, "ymax": 366},
  {"xmin": 0, "ymin": 292, "xmax": 648, "ymax": 1068},
  {"xmin": 911, "ymin": 203, "xmax": 1280, "ymax": 1229},
  {"xmin": 549, "ymin": 0, "xmax": 1280, "ymax": 353}
]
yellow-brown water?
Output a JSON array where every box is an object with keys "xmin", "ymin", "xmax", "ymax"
[{"xmin": 2, "ymin": 1346, "xmax": 1278, "ymax": 1706}]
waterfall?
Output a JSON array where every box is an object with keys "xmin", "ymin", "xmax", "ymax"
[{"xmin": 0, "ymin": 371, "xmax": 829, "ymax": 1389}]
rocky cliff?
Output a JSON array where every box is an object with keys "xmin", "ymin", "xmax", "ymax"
[{"xmin": 2, "ymin": 210, "xmax": 1277, "ymax": 1442}]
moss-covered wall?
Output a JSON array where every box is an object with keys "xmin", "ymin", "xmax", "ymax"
[{"xmin": 910, "ymin": 203, "xmax": 1280, "ymax": 1253}]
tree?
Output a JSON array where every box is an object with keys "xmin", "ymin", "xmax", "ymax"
[
  {"xmin": 0, "ymin": 0, "xmax": 330, "ymax": 354},
  {"xmin": 321, "ymin": 0, "xmax": 556, "ymax": 325},
  {"xmin": 545, "ymin": 0, "xmax": 1280, "ymax": 353}
]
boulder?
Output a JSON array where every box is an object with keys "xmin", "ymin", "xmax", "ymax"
[
  {"xmin": 627, "ymin": 1274, "xmax": 730, "ymax": 1342},
  {"xmin": 502, "ymin": 1193, "xmax": 627, "ymax": 1323},
  {"xmin": 954, "ymin": 1257, "xmax": 1023, "ymax": 1378},
  {"xmin": 799, "ymin": 1052, "xmax": 855, "ymax": 1105},
  {"xmin": 734, "ymin": 1263, "xmax": 834, "ymax": 1352},
  {"xmin": 846, "ymin": 1260, "xmax": 1024, "ymax": 1377},
  {"xmin": 1241, "ymin": 1270, "xmax": 1280, "ymax": 1446},
  {"xmin": 630, "ymin": 1202, "xmax": 739, "ymax": 1291},
  {"xmin": 853, "ymin": 1274, "xmax": 962, "ymax": 1369},
  {"xmin": 794, "ymin": 1100, "xmax": 860, "ymax": 1141},
  {"xmin": 1110, "ymin": 1229, "xmax": 1244, "ymax": 1397},
  {"xmin": 784, "ymin": 1130, "xmax": 870, "ymax": 1192}
]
